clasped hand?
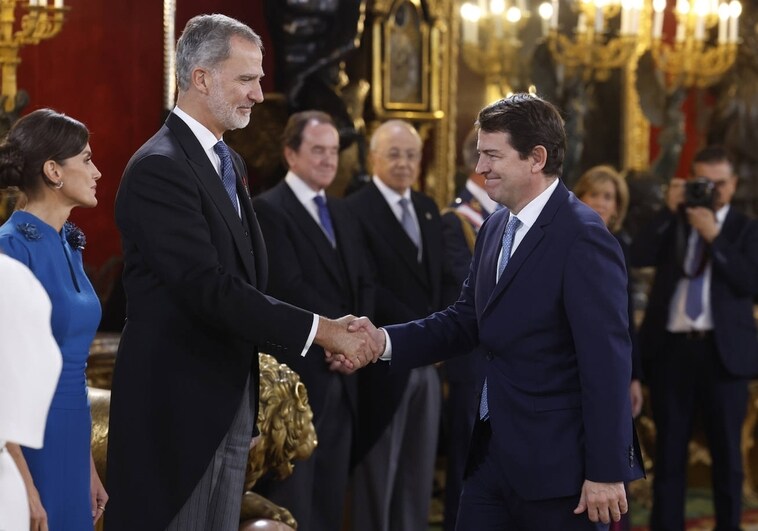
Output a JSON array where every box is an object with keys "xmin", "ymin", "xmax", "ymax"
[{"xmin": 321, "ymin": 316, "xmax": 385, "ymax": 374}]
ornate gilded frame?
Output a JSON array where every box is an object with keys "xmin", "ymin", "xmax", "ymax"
[
  {"xmin": 370, "ymin": 0, "xmax": 456, "ymax": 207},
  {"xmin": 164, "ymin": 0, "xmax": 176, "ymax": 111},
  {"xmin": 372, "ymin": 0, "xmax": 442, "ymax": 119}
]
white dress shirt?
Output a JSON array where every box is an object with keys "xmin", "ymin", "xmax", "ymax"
[
  {"xmin": 666, "ymin": 204, "xmax": 729, "ymax": 332},
  {"xmin": 495, "ymin": 178, "xmax": 559, "ymax": 281}
]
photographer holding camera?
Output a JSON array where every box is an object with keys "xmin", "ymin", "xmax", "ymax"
[{"xmin": 631, "ymin": 146, "xmax": 758, "ymax": 531}]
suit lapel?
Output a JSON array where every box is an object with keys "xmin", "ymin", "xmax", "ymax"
[
  {"xmin": 367, "ymin": 184, "xmax": 428, "ymax": 287},
  {"xmin": 166, "ymin": 114, "xmax": 259, "ymax": 286},
  {"xmin": 331, "ymin": 202, "xmax": 360, "ymax": 300},
  {"xmin": 414, "ymin": 192, "xmax": 439, "ymax": 292},
  {"xmin": 279, "ymin": 184, "xmax": 345, "ymax": 287},
  {"xmin": 483, "ymin": 182, "xmax": 568, "ymax": 314}
]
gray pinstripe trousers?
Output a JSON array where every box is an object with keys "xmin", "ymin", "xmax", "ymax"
[{"xmin": 165, "ymin": 376, "xmax": 254, "ymax": 531}]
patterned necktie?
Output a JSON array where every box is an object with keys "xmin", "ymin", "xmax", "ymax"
[
  {"xmin": 497, "ymin": 215, "xmax": 522, "ymax": 282},
  {"xmin": 213, "ymin": 140, "xmax": 240, "ymax": 215},
  {"xmin": 480, "ymin": 214, "xmax": 522, "ymax": 421},
  {"xmin": 685, "ymin": 235, "xmax": 706, "ymax": 320},
  {"xmin": 313, "ymin": 195, "xmax": 336, "ymax": 247},
  {"xmin": 398, "ymin": 197, "xmax": 421, "ymax": 250}
]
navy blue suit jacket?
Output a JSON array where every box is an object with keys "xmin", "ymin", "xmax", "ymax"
[{"xmin": 387, "ymin": 181, "xmax": 644, "ymax": 501}]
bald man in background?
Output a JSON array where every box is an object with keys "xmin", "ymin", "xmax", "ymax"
[{"xmin": 346, "ymin": 120, "xmax": 457, "ymax": 531}]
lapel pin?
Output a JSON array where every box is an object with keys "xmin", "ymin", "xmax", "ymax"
[{"xmin": 425, "ymin": 212, "xmax": 432, "ymax": 220}]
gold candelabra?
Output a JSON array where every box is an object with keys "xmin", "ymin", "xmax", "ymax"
[
  {"xmin": 460, "ymin": 0, "xmax": 533, "ymax": 102},
  {"xmin": 547, "ymin": 0, "xmax": 641, "ymax": 81},
  {"xmin": 0, "ymin": 0, "xmax": 67, "ymax": 113},
  {"xmin": 650, "ymin": 0, "xmax": 740, "ymax": 88}
]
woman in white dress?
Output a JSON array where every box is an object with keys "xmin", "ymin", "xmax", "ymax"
[{"xmin": 0, "ymin": 253, "xmax": 61, "ymax": 531}]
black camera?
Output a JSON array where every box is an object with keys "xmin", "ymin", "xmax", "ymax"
[{"xmin": 684, "ymin": 178, "xmax": 715, "ymax": 209}]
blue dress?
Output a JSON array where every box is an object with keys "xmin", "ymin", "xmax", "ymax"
[{"xmin": 0, "ymin": 210, "xmax": 101, "ymax": 530}]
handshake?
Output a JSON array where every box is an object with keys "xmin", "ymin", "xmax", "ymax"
[{"xmin": 315, "ymin": 315, "xmax": 386, "ymax": 374}]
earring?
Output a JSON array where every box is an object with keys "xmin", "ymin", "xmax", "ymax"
[{"xmin": 54, "ymin": 180, "xmax": 63, "ymax": 189}]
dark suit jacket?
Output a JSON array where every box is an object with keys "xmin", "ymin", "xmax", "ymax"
[
  {"xmin": 346, "ymin": 181, "xmax": 454, "ymax": 457},
  {"xmin": 252, "ymin": 180, "xmax": 374, "ymax": 417},
  {"xmin": 630, "ymin": 206, "xmax": 758, "ymax": 377},
  {"xmin": 440, "ymin": 188, "xmax": 491, "ymax": 383},
  {"xmin": 440, "ymin": 186, "xmax": 493, "ymax": 302},
  {"xmin": 387, "ymin": 182, "xmax": 644, "ymax": 501},
  {"xmin": 106, "ymin": 113, "xmax": 313, "ymax": 531},
  {"xmin": 615, "ymin": 233, "xmax": 643, "ymax": 381}
]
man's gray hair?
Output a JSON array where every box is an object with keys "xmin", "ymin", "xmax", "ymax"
[{"xmin": 176, "ymin": 14, "xmax": 263, "ymax": 92}]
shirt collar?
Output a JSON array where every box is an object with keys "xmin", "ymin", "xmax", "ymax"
[
  {"xmin": 173, "ymin": 106, "xmax": 221, "ymax": 152},
  {"xmin": 373, "ymin": 175, "xmax": 412, "ymax": 204},
  {"xmin": 285, "ymin": 171, "xmax": 325, "ymax": 205},
  {"xmin": 511, "ymin": 178, "xmax": 560, "ymax": 230},
  {"xmin": 715, "ymin": 204, "xmax": 730, "ymax": 225}
]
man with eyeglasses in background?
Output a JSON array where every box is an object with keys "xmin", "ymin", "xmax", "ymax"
[
  {"xmin": 631, "ymin": 145, "xmax": 758, "ymax": 531},
  {"xmin": 346, "ymin": 119, "xmax": 459, "ymax": 531}
]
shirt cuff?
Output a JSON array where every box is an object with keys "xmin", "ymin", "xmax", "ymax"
[
  {"xmin": 300, "ymin": 314, "xmax": 320, "ymax": 357},
  {"xmin": 380, "ymin": 328, "xmax": 392, "ymax": 361}
]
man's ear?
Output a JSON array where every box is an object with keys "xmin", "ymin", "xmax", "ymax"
[
  {"xmin": 191, "ymin": 68, "xmax": 210, "ymax": 95},
  {"xmin": 530, "ymin": 145, "xmax": 548, "ymax": 173},
  {"xmin": 283, "ymin": 146, "xmax": 297, "ymax": 168}
]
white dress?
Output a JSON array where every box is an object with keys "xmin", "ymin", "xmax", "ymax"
[{"xmin": 0, "ymin": 254, "xmax": 62, "ymax": 531}]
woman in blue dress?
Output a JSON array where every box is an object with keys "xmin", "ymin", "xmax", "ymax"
[{"xmin": 0, "ymin": 109, "xmax": 108, "ymax": 530}]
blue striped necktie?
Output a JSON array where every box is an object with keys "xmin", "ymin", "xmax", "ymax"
[
  {"xmin": 313, "ymin": 195, "xmax": 336, "ymax": 247},
  {"xmin": 480, "ymin": 214, "xmax": 521, "ymax": 421},
  {"xmin": 685, "ymin": 235, "xmax": 706, "ymax": 320},
  {"xmin": 213, "ymin": 140, "xmax": 240, "ymax": 215}
]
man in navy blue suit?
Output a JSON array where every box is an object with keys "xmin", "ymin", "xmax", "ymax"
[
  {"xmin": 631, "ymin": 146, "xmax": 758, "ymax": 531},
  {"xmin": 339, "ymin": 93, "xmax": 644, "ymax": 529},
  {"xmin": 439, "ymin": 127, "xmax": 499, "ymax": 531}
]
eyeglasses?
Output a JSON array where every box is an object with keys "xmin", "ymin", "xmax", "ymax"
[{"xmin": 381, "ymin": 149, "xmax": 421, "ymax": 163}]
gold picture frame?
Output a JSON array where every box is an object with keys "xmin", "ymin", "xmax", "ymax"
[{"xmin": 372, "ymin": 0, "xmax": 441, "ymax": 119}]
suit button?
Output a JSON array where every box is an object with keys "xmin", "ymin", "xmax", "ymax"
[
  {"xmin": 250, "ymin": 249, "xmax": 254, "ymax": 254},
  {"xmin": 486, "ymin": 352, "xmax": 493, "ymax": 361},
  {"xmin": 244, "ymin": 231, "xmax": 249, "ymax": 237}
]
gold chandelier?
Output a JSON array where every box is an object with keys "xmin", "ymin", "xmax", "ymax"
[
  {"xmin": 459, "ymin": 0, "xmax": 535, "ymax": 101},
  {"xmin": 650, "ymin": 0, "xmax": 741, "ymax": 88},
  {"xmin": 0, "ymin": 0, "xmax": 68, "ymax": 112},
  {"xmin": 547, "ymin": 0, "xmax": 641, "ymax": 81}
]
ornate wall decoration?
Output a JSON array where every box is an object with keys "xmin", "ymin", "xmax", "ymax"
[{"xmin": 370, "ymin": 0, "xmax": 456, "ymax": 207}]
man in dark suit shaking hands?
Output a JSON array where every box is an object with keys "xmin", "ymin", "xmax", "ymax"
[
  {"xmin": 106, "ymin": 15, "xmax": 373, "ymax": 531},
  {"xmin": 341, "ymin": 94, "xmax": 644, "ymax": 529},
  {"xmin": 631, "ymin": 146, "xmax": 758, "ymax": 531}
]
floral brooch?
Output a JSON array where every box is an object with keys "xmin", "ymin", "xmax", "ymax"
[
  {"xmin": 15, "ymin": 220, "xmax": 87, "ymax": 251},
  {"xmin": 16, "ymin": 222, "xmax": 41, "ymax": 241},
  {"xmin": 64, "ymin": 221, "xmax": 86, "ymax": 251}
]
